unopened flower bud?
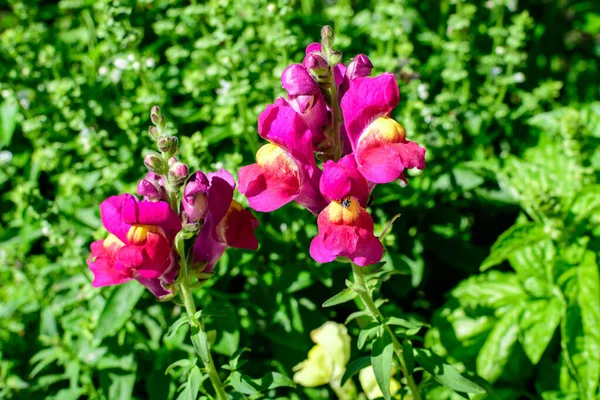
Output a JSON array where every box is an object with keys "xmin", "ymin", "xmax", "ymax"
[
  {"xmin": 157, "ymin": 135, "xmax": 178, "ymax": 157},
  {"xmin": 168, "ymin": 161, "xmax": 188, "ymax": 187},
  {"xmin": 347, "ymin": 54, "xmax": 373, "ymax": 80},
  {"xmin": 150, "ymin": 106, "xmax": 164, "ymax": 128},
  {"xmin": 329, "ymin": 50, "xmax": 342, "ymax": 66},
  {"xmin": 182, "ymin": 172, "xmax": 210, "ymax": 223},
  {"xmin": 148, "ymin": 126, "xmax": 159, "ymax": 140},
  {"xmin": 304, "ymin": 53, "xmax": 328, "ymax": 71},
  {"xmin": 137, "ymin": 172, "xmax": 166, "ymax": 201},
  {"xmin": 144, "ymin": 152, "xmax": 167, "ymax": 174},
  {"xmin": 321, "ymin": 25, "xmax": 334, "ymax": 51}
]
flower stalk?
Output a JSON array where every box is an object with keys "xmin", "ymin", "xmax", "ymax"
[
  {"xmin": 173, "ymin": 194, "xmax": 228, "ymax": 400},
  {"xmin": 351, "ymin": 263, "xmax": 423, "ymax": 400}
]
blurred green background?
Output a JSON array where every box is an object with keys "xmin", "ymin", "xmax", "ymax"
[{"xmin": 1, "ymin": 0, "xmax": 599, "ymax": 399}]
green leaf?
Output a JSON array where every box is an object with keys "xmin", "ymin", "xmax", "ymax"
[
  {"xmin": 229, "ymin": 371, "xmax": 259, "ymax": 395},
  {"xmin": 252, "ymin": 371, "xmax": 296, "ymax": 390},
  {"xmin": 340, "ymin": 356, "xmax": 371, "ymax": 387},
  {"xmin": 165, "ymin": 316, "xmax": 189, "ymax": 340},
  {"xmin": 476, "ymin": 307, "xmax": 521, "ymax": 382},
  {"xmin": 414, "ymin": 348, "xmax": 485, "ymax": 394},
  {"xmin": 569, "ymin": 185, "xmax": 600, "ymax": 223},
  {"xmin": 0, "ymin": 100, "xmax": 18, "ymax": 148},
  {"xmin": 451, "ymin": 271, "xmax": 526, "ymax": 311},
  {"xmin": 190, "ymin": 326, "xmax": 210, "ymax": 364},
  {"xmin": 108, "ymin": 373, "xmax": 136, "ymax": 400},
  {"xmin": 519, "ymin": 297, "xmax": 562, "ymax": 364},
  {"xmin": 371, "ymin": 331, "xmax": 393, "ymax": 400},
  {"xmin": 165, "ymin": 359, "xmax": 195, "ymax": 375},
  {"xmin": 210, "ymin": 303, "xmax": 240, "ymax": 357},
  {"xmin": 481, "ymin": 223, "xmax": 549, "ymax": 271},
  {"xmin": 186, "ymin": 367, "xmax": 202, "ymax": 400},
  {"xmin": 95, "ymin": 282, "xmax": 145, "ymax": 341},
  {"xmin": 322, "ymin": 288, "xmax": 358, "ymax": 307},
  {"xmin": 345, "ymin": 310, "xmax": 370, "ymax": 325},
  {"xmin": 358, "ymin": 323, "xmax": 380, "ymax": 350},
  {"xmin": 577, "ymin": 252, "xmax": 600, "ymax": 397},
  {"xmin": 385, "ymin": 317, "xmax": 425, "ymax": 330},
  {"xmin": 402, "ymin": 341, "xmax": 415, "ymax": 374}
]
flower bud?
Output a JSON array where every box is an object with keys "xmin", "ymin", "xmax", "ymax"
[
  {"xmin": 321, "ymin": 25, "xmax": 334, "ymax": 51},
  {"xmin": 150, "ymin": 106, "xmax": 164, "ymax": 128},
  {"xmin": 157, "ymin": 135, "xmax": 178, "ymax": 157},
  {"xmin": 168, "ymin": 161, "xmax": 188, "ymax": 187},
  {"xmin": 346, "ymin": 54, "xmax": 373, "ymax": 80},
  {"xmin": 182, "ymin": 171, "xmax": 210, "ymax": 223},
  {"xmin": 144, "ymin": 152, "xmax": 167, "ymax": 174},
  {"xmin": 148, "ymin": 126, "xmax": 159, "ymax": 140},
  {"xmin": 137, "ymin": 172, "xmax": 166, "ymax": 201}
]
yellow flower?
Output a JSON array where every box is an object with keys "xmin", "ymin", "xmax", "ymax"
[
  {"xmin": 292, "ymin": 322, "xmax": 351, "ymax": 387},
  {"xmin": 359, "ymin": 366, "xmax": 402, "ymax": 400}
]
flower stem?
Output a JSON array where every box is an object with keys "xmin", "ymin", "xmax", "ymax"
[
  {"xmin": 351, "ymin": 263, "xmax": 423, "ymax": 400},
  {"xmin": 327, "ymin": 83, "xmax": 343, "ymax": 162},
  {"xmin": 176, "ymin": 234, "xmax": 228, "ymax": 400}
]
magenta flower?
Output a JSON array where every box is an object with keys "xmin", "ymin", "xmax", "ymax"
[
  {"xmin": 87, "ymin": 194, "xmax": 182, "ymax": 297},
  {"xmin": 238, "ymin": 99, "xmax": 327, "ymax": 214},
  {"xmin": 281, "ymin": 64, "xmax": 330, "ymax": 147},
  {"xmin": 310, "ymin": 156, "xmax": 382, "ymax": 266},
  {"xmin": 192, "ymin": 170, "xmax": 259, "ymax": 273},
  {"xmin": 320, "ymin": 155, "xmax": 370, "ymax": 207},
  {"xmin": 310, "ymin": 198, "xmax": 382, "ymax": 267},
  {"xmin": 341, "ymin": 73, "xmax": 426, "ymax": 184},
  {"xmin": 137, "ymin": 172, "xmax": 166, "ymax": 202},
  {"xmin": 182, "ymin": 171, "xmax": 210, "ymax": 223},
  {"xmin": 340, "ymin": 54, "xmax": 373, "ymax": 97}
]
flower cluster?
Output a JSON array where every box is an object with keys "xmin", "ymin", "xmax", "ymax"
[
  {"xmin": 239, "ymin": 27, "xmax": 425, "ymax": 266},
  {"xmin": 87, "ymin": 107, "xmax": 259, "ymax": 298}
]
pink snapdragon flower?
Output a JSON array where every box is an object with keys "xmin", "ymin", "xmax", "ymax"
[
  {"xmin": 310, "ymin": 156, "xmax": 383, "ymax": 266},
  {"xmin": 191, "ymin": 170, "xmax": 259, "ymax": 273},
  {"xmin": 341, "ymin": 73, "xmax": 426, "ymax": 184},
  {"xmin": 238, "ymin": 99, "xmax": 327, "ymax": 214},
  {"xmin": 87, "ymin": 194, "xmax": 181, "ymax": 297},
  {"xmin": 281, "ymin": 64, "xmax": 330, "ymax": 147}
]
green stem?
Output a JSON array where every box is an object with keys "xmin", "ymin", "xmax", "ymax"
[
  {"xmin": 176, "ymin": 235, "xmax": 228, "ymax": 400},
  {"xmin": 351, "ymin": 264, "xmax": 423, "ymax": 400},
  {"xmin": 326, "ymin": 74, "xmax": 343, "ymax": 162}
]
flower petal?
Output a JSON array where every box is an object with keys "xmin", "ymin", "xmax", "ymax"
[
  {"xmin": 87, "ymin": 239, "xmax": 132, "ymax": 287},
  {"xmin": 341, "ymin": 74, "xmax": 400, "ymax": 150}
]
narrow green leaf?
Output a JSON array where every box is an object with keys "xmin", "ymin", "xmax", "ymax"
[
  {"xmin": 385, "ymin": 317, "xmax": 424, "ymax": 330},
  {"xmin": 165, "ymin": 359, "xmax": 195, "ymax": 375},
  {"xmin": 402, "ymin": 341, "xmax": 415, "ymax": 374},
  {"xmin": 165, "ymin": 316, "xmax": 189, "ymax": 340},
  {"xmin": 0, "ymin": 100, "xmax": 18, "ymax": 148},
  {"xmin": 414, "ymin": 348, "xmax": 485, "ymax": 394},
  {"xmin": 371, "ymin": 331, "xmax": 393, "ymax": 400},
  {"xmin": 480, "ymin": 223, "xmax": 548, "ymax": 271},
  {"xmin": 340, "ymin": 356, "xmax": 371, "ymax": 387},
  {"xmin": 358, "ymin": 323, "xmax": 380, "ymax": 350},
  {"xmin": 95, "ymin": 282, "xmax": 145, "ymax": 341},
  {"xmin": 186, "ymin": 367, "xmax": 202, "ymax": 400},
  {"xmin": 322, "ymin": 288, "xmax": 357, "ymax": 307},
  {"xmin": 519, "ymin": 297, "xmax": 562, "ymax": 364},
  {"xmin": 476, "ymin": 307, "xmax": 521, "ymax": 382},
  {"xmin": 345, "ymin": 310, "xmax": 370, "ymax": 325},
  {"xmin": 190, "ymin": 327, "xmax": 210, "ymax": 364}
]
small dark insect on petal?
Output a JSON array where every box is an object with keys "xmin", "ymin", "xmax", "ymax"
[{"xmin": 341, "ymin": 198, "xmax": 351, "ymax": 208}]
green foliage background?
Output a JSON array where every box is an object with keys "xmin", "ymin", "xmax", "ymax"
[{"xmin": 1, "ymin": 0, "xmax": 599, "ymax": 399}]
